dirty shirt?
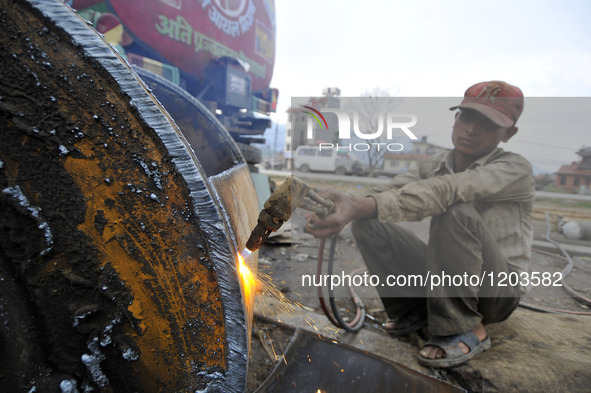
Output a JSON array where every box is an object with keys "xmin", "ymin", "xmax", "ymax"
[{"xmin": 352, "ymin": 148, "xmax": 535, "ymax": 281}]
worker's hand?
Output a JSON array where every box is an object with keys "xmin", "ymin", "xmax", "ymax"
[{"xmin": 305, "ymin": 190, "xmax": 377, "ymax": 238}]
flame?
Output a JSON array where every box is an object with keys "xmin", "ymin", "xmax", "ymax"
[{"xmin": 238, "ymin": 251, "xmax": 257, "ymax": 315}]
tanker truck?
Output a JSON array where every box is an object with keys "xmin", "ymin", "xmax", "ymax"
[{"xmin": 70, "ymin": 0, "xmax": 279, "ymax": 166}]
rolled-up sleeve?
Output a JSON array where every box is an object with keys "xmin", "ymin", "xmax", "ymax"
[
  {"xmin": 346, "ymin": 167, "xmax": 421, "ymax": 199},
  {"xmin": 373, "ymin": 153, "xmax": 534, "ymax": 222}
]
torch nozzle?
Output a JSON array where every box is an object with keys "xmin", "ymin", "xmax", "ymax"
[{"xmin": 245, "ymin": 223, "xmax": 272, "ymax": 252}]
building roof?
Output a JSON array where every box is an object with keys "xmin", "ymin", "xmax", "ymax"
[
  {"xmin": 383, "ymin": 153, "xmax": 432, "ymax": 160},
  {"xmin": 412, "ymin": 140, "xmax": 449, "ymax": 150},
  {"xmin": 287, "ymin": 95, "xmax": 337, "ymax": 113},
  {"xmin": 576, "ymin": 147, "xmax": 591, "ymax": 157},
  {"xmin": 556, "ymin": 162, "xmax": 591, "ymax": 176}
]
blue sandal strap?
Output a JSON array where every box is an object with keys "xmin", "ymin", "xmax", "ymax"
[{"xmin": 426, "ymin": 331, "xmax": 481, "ymax": 355}]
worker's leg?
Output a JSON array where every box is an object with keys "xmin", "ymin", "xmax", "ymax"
[
  {"xmin": 351, "ymin": 218, "xmax": 427, "ymax": 319},
  {"xmin": 426, "ymin": 203, "xmax": 520, "ymax": 336}
]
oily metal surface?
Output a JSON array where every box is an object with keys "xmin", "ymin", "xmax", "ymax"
[
  {"xmin": 133, "ymin": 67, "xmax": 259, "ymax": 252},
  {"xmin": 0, "ymin": 0, "xmax": 247, "ymax": 392},
  {"xmin": 133, "ymin": 67, "xmax": 244, "ymax": 178},
  {"xmin": 135, "ymin": 66, "xmax": 261, "ymax": 345},
  {"xmin": 254, "ymin": 328, "xmax": 466, "ymax": 393}
]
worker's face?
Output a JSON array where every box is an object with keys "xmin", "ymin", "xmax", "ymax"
[{"xmin": 452, "ymin": 109, "xmax": 518, "ymax": 158}]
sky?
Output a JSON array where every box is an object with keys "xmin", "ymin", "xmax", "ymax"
[{"xmin": 266, "ymin": 0, "xmax": 591, "ymax": 173}]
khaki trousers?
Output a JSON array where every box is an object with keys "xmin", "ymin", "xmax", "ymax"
[{"xmin": 351, "ymin": 203, "xmax": 520, "ymax": 336}]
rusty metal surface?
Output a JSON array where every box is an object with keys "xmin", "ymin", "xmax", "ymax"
[
  {"xmin": 209, "ymin": 167, "xmax": 260, "ymax": 256},
  {"xmin": 133, "ymin": 66, "xmax": 260, "ymax": 254},
  {"xmin": 254, "ymin": 328, "xmax": 466, "ymax": 393},
  {"xmin": 134, "ymin": 66, "xmax": 261, "ymax": 343},
  {"xmin": 0, "ymin": 0, "xmax": 250, "ymax": 391}
]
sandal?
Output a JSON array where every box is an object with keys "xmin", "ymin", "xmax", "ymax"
[
  {"xmin": 383, "ymin": 310, "xmax": 427, "ymax": 336},
  {"xmin": 417, "ymin": 331, "xmax": 491, "ymax": 368}
]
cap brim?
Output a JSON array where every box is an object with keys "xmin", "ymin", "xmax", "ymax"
[{"xmin": 449, "ymin": 103, "xmax": 514, "ymax": 128}]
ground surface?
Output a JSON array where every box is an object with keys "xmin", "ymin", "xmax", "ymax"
[{"xmin": 246, "ymin": 175, "xmax": 591, "ymax": 393}]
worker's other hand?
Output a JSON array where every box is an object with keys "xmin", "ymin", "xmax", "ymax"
[{"xmin": 305, "ymin": 190, "xmax": 377, "ymax": 238}]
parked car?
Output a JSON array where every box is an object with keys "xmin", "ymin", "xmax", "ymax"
[{"xmin": 294, "ymin": 146, "xmax": 367, "ymax": 176}]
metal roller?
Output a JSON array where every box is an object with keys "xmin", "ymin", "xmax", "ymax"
[{"xmin": 0, "ymin": 0, "xmax": 256, "ymax": 391}]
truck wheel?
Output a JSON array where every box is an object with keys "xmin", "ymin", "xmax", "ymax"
[
  {"xmin": 335, "ymin": 166, "xmax": 347, "ymax": 176},
  {"xmin": 299, "ymin": 164, "xmax": 310, "ymax": 173},
  {"xmin": 236, "ymin": 142, "xmax": 263, "ymax": 164}
]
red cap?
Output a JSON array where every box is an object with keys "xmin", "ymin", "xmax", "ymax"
[{"xmin": 450, "ymin": 81, "xmax": 524, "ymax": 127}]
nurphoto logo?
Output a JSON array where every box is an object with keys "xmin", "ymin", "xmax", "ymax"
[
  {"xmin": 302, "ymin": 105, "xmax": 418, "ymax": 152},
  {"xmin": 302, "ymin": 106, "xmax": 328, "ymax": 130}
]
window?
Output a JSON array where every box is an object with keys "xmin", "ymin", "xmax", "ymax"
[
  {"xmin": 390, "ymin": 161, "xmax": 399, "ymax": 168},
  {"xmin": 560, "ymin": 176, "xmax": 566, "ymax": 185},
  {"xmin": 298, "ymin": 148, "xmax": 315, "ymax": 156},
  {"xmin": 574, "ymin": 177, "xmax": 580, "ymax": 187}
]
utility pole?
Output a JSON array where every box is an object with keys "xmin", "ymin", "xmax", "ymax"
[{"xmin": 272, "ymin": 121, "xmax": 278, "ymax": 169}]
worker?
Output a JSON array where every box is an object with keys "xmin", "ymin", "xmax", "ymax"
[{"xmin": 306, "ymin": 81, "xmax": 534, "ymax": 368}]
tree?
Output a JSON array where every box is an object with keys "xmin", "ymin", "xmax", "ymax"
[{"xmin": 343, "ymin": 88, "xmax": 401, "ymax": 177}]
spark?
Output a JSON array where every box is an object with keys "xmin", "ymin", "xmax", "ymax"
[
  {"xmin": 262, "ymin": 324, "xmax": 279, "ymax": 360},
  {"xmin": 304, "ymin": 315, "xmax": 319, "ymax": 332},
  {"xmin": 238, "ymin": 249, "xmax": 298, "ymax": 321},
  {"xmin": 324, "ymin": 326, "xmax": 340, "ymax": 335}
]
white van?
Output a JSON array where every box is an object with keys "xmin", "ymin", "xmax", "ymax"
[{"xmin": 293, "ymin": 146, "xmax": 366, "ymax": 176}]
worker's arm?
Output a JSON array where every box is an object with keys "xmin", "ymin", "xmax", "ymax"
[
  {"xmin": 306, "ymin": 190, "xmax": 377, "ymax": 238},
  {"xmin": 372, "ymin": 154, "xmax": 534, "ymax": 222}
]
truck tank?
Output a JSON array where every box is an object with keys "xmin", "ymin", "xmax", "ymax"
[{"xmin": 69, "ymin": 0, "xmax": 278, "ymax": 163}]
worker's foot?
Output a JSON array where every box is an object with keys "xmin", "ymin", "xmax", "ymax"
[
  {"xmin": 383, "ymin": 309, "xmax": 427, "ymax": 336},
  {"xmin": 418, "ymin": 323, "xmax": 489, "ymax": 367}
]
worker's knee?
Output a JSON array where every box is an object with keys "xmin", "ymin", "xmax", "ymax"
[
  {"xmin": 433, "ymin": 203, "xmax": 482, "ymax": 232},
  {"xmin": 351, "ymin": 218, "xmax": 398, "ymax": 246},
  {"xmin": 351, "ymin": 218, "xmax": 375, "ymax": 241}
]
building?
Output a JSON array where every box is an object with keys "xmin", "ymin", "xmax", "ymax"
[
  {"xmin": 382, "ymin": 137, "xmax": 449, "ymax": 174},
  {"xmin": 284, "ymin": 88, "xmax": 340, "ymax": 169},
  {"xmin": 555, "ymin": 147, "xmax": 591, "ymax": 194}
]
